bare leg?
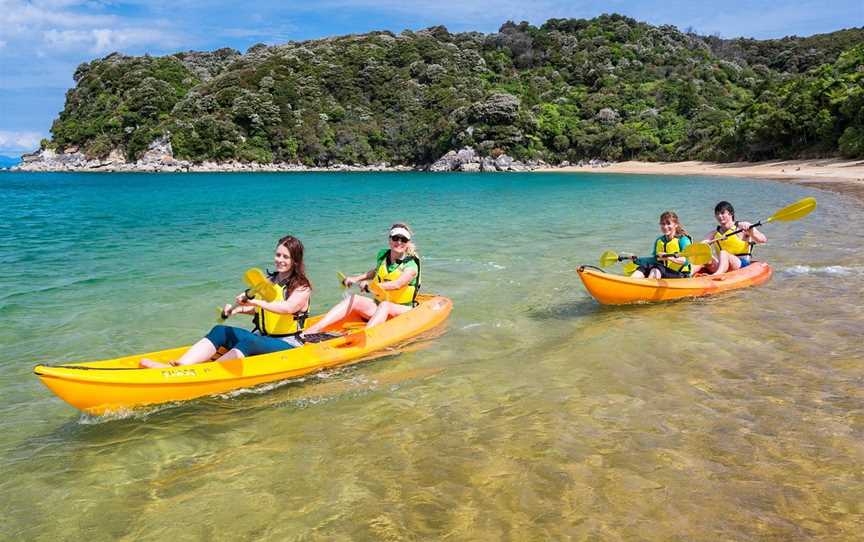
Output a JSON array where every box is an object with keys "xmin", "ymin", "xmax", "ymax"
[
  {"xmin": 140, "ymin": 337, "xmax": 217, "ymax": 368},
  {"xmin": 173, "ymin": 337, "xmax": 218, "ymax": 366},
  {"xmin": 648, "ymin": 268, "xmax": 662, "ymax": 279},
  {"xmin": 714, "ymin": 252, "xmax": 729, "ymax": 274},
  {"xmin": 713, "ymin": 251, "xmax": 741, "ymax": 275},
  {"xmin": 216, "ymin": 348, "xmax": 245, "ymax": 361},
  {"xmin": 366, "ymin": 301, "xmax": 412, "ymax": 328},
  {"xmin": 303, "ymin": 294, "xmax": 377, "ymax": 335},
  {"xmin": 726, "ymin": 253, "xmax": 743, "ymax": 272},
  {"xmin": 630, "ymin": 269, "xmax": 646, "ymax": 278}
]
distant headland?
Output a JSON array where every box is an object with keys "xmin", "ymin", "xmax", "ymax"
[{"xmin": 14, "ymin": 15, "xmax": 864, "ymax": 173}]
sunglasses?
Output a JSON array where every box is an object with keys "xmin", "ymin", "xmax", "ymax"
[{"xmin": 390, "ymin": 235, "xmax": 410, "ymax": 243}]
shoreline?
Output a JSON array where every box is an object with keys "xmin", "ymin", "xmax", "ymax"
[
  {"xmin": 10, "ymin": 154, "xmax": 864, "ymax": 204},
  {"xmin": 537, "ymin": 159, "xmax": 864, "ymax": 204}
]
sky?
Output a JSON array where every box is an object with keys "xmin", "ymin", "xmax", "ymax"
[{"xmin": 1, "ymin": 0, "xmax": 862, "ymax": 156}]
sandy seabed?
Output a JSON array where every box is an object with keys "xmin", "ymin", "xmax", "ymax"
[{"xmin": 538, "ymin": 158, "xmax": 864, "ymax": 204}]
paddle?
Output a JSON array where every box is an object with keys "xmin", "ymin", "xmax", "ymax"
[
  {"xmin": 337, "ymin": 271, "xmax": 390, "ymax": 301},
  {"xmin": 599, "ymin": 243, "xmax": 713, "ymax": 274},
  {"xmin": 709, "ymin": 197, "xmax": 817, "ymax": 244},
  {"xmin": 242, "ymin": 268, "xmax": 279, "ymax": 301},
  {"xmin": 660, "ymin": 242, "xmax": 713, "ymax": 265},
  {"xmin": 218, "ymin": 268, "xmax": 280, "ymax": 321}
]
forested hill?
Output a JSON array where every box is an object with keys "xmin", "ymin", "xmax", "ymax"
[{"xmin": 46, "ymin": 15, "xmax": 864, "ymax": 166}]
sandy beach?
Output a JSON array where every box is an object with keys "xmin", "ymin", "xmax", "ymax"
[{"xmin": 539, "ymin": 159, "xmax": 864, "ymax": 203}]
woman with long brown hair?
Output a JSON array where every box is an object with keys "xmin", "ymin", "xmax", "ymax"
[{"xmin": 140, "ymin": 235, "xmax": 312, "ymax": 368}]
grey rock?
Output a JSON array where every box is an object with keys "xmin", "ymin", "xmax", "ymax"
[
  {"xmin": 139, "ymin": 134, "xmax": 173, "ymax": 164},
  {"xmin": 429, "ymin": 150, "xmax": 458, "ymax": 172},
  {"xmin": 456, "ymin": 147, "xmax": 477, "ymax": 163},
  {"xmin": 494, "ymin": 154, "xmax": 513, "ymax": 169},
  {"xmin": 429, "ymin": 147, "xmax": 480, "ymax": 172}
]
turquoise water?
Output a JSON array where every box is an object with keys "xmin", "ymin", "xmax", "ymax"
[{"xmin": 1, "ymin": 171, "xmax": 862, "ymax": 540}]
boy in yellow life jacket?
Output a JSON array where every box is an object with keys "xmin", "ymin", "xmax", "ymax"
[
  {"xmin": 630, "ymin": 211, "xmax": 693, "ymax": 279},
  {"xmin": 699, "ymin": 201, "xmax": 767, "ymax": 275}
]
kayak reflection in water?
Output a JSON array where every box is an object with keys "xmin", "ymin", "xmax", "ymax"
[
  {"xmin": 139, "ymin": 235, "xmax": 312, "ymax": 368},
  {"xmin": 302, "ymin": 223, "xmax": 420, "ymax": 335},
  {"xmin": 629, "ymin": 211, "xmax": 693, "ymax": 279},
  {"xmin": 696, "ymin": 201, "xmax": 767, "ymax": 275}
]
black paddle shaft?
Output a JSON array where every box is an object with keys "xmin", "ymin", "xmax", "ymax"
[{"xmin": 714, "ymin": 220, "xmax": 763, "ymax": 243}]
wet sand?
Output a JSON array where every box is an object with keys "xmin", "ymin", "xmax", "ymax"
[{"xmin": 538, "ymin": 159, "xmax": 864, "ymax": 204}]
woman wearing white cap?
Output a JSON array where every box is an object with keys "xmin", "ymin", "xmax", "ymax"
[{"xmin": 302, "ymin": 223, "xmax": 421, "ymax": 333}]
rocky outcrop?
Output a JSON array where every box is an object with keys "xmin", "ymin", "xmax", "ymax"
[
  {"xmin": 15, "ymin": 140, "xmax": 567, "ymax": 173},
  {"xmin": 427, "ymin": 146, "xmax": 547, "ymax": 172},
  {"xmin": 139, "ymin": 134, "xmax": 173, "ymax": 163},
  {"xmin": 13, "ymin": 140, "xmax": 416, "ymax": 173}
]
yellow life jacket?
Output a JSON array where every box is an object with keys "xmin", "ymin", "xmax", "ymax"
[
  {"xmin": 655, "ymin": 235, "xmax": 691, "ymax": 274},
  {"xmin": 373, "ymin": 249, "xmax": 420, "ymax": 306},
  {"xmin": 714, "ymin": 225, "xmax": 752, "ymax": 256},
  {"xmin": 253, "ymin": 282, "xmax": 308, "ymax": 336}
]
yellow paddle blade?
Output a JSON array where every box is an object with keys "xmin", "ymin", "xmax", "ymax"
[
  {"xmin": 243, "ymin": 268, "xmax": 267, "ymax": 287},
  {"xmin": 766, "ymin": 197, "xmax": 816, "ymax": 223},
  {"xmin": 242, "ymin": 268, "xmax": 278, "ymax": 301},
  {"xmin": 216, "ymin": 307, "xmax": 228, "ymax": 322},
  {"xmin": 254, "ymin": 282, "xmax": 279, "ymax": 302},
  {"xmin": 622, "ymin": 261, "xmax": 639, "ymax": 275},
  {"xmin": 337, "ymin": 271, "xmax": 347, "ymax": 289},
  {"xmin": 368, "ymin": 280, "xmax": 389, "ymax": 302},
  {"xmin": 678, "ymin": 243, "xmax": 713, "ymax": 265},
  {"xmin": 599, "ymin": 250, "xmax": 620, "ymax": 268}
]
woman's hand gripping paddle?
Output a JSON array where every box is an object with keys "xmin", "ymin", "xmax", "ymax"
[
  {"xmin": 337, "ymin": 271, "xmax": 390, "ymax": 301},
  {"xmin": 217, "ymin": 268, "xmax": 279, "ymax": 321},
  {"xmin": 709, "ymin": 197, "xmax": 817, "ymax": 245}
]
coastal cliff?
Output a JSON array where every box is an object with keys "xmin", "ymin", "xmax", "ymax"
[{"xmin": 18, "ymin": 16, "xmax": 864, "ymax": 171}]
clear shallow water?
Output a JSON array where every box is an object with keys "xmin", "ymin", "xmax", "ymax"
[{"xmin": 1, "ymin": 171, "xmax": 862, "ymax": 540}]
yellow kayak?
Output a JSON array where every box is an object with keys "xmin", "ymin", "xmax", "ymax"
[
  {"xmin": 577, "ymin": 262, "xmax": 773, "ymax": 305},
  {"xmin": 34, "ymin": 294, "xmax": 452, "ymax": 414}
]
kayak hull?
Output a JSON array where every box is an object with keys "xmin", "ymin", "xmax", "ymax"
[
  {"xmin": 34, "ymin": 294, "xmax": 452, "ymax": 414},
  {"xmin": 577, "ymin": 262, "xmax": 772, "ymax": 305}
]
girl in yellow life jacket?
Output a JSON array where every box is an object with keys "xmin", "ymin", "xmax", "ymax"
[
  {"xmin": 629, "ymin": 211, "xmax": 693, "ymax": 279},
  {"xmin": 699, "ymin": 201, "xmax": 767, "ymax": 275},
  {"xmin": 302, "ymin": 223, "xmax": 420, "ymax": 335},
  {"xmin": 140, "ymin": 235, "xmax": 312, "ymax": 368}
]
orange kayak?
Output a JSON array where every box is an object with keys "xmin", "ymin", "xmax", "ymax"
[
  {"xmin": 34, "ymin": 294, "xmax": 452, "ymax": 414},
  {"xmin": 576, "ymin": 262, "xmax": 773, "ymax": 305}
]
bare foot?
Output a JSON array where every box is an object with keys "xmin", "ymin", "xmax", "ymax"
[{"xmin": 140, "ymin": 358, "xmax": 172, "ymax": 368}]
